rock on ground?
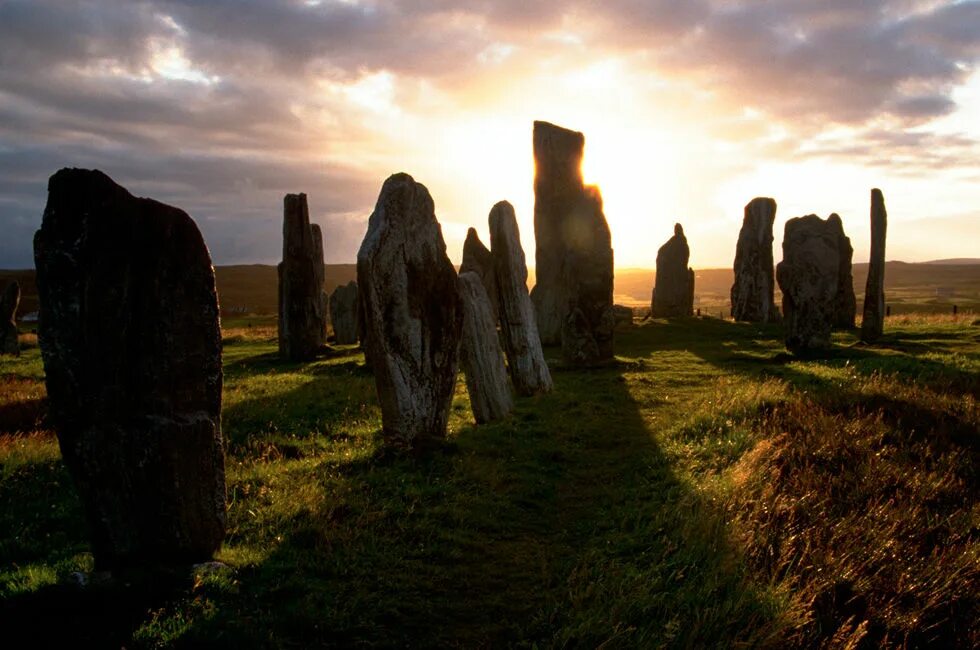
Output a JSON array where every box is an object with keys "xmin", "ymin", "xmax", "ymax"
[
  {"xmin": 488, "ymin": 201, "xmax": 553, "ymax": 396},
  {"xmin": 651, "ymin": 223, "xmax": 695, "ymax": 317},
  {"xmin": 731, "ymin": 197, "xmax": 780, "ymax": 323},
  {"xmin": 33, "ymin": 168, "xmax": 225, "ymax": 571},
  {"xmin": 357, "ymin": 173, "xmax": 463, "ymax": 451},
  {"xmin": 861, "ymin": 189, "xmax": 888, "ymax": 343},
  {"xmin": 776, "ymin": 214, "xmax": 841, "ymax": 353},
  {"xmin": 0, "ymin": 281, "xmax": 19, "ymax": 356},
  {"xmin": 329, "ymin": 280, "xmax": 359, "ymax": 345},
  {"xmin": 458, "ymin": 272, "xmax": 514, "ymax": 423}
]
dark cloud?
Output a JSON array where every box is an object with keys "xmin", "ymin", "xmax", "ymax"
[{"xmin": 0, "ymin": 0, "xmax": 978, "ymax": 267}]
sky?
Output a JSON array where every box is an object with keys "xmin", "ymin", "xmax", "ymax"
[{"xmin": 1, "ymin": 0, "xmax": 978, "ymax": 270}]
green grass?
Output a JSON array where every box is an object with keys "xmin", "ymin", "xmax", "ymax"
[{"xmin": 1, "ymin": 315, "xmax": 977, "ymax": 647}]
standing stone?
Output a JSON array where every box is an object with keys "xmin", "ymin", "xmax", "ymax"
[
  {"xmin": 311, "ymin": 223, "xmax": 328, "ymax": 345},
  {"xmin": 776, "ymin": 215, "xmax": 841, "ymax": 353},
  {"xmin": 329, "ymin": 280, "xmax": 359, "ymax": 345},
  {"xmin": 458, "ymin": 272, "xmax": 513, "ymax": 423},
  {"xmin": 488, "ymin": 201, "xmax": 553, "ymax": 396},
  {"xmin": 651, "ymin": 223, "xmax": 695, "ymax": 317},
  {"xmin": 530, "ymin": 120, "xmax": 615, "ymax": 365},
  {"xmin": 0, "ymin": 281, "xmax": 19, "ymax": 356},
  {"xmin": 828, "ymin": 214, "xmax": 856, "ymax": 329},
  {"xmin": 861, "ymin": 189, "xmax": 888, "ymax": 342},
  {"xmin": 357, "ymin": 173, "xmax": 462, "ymax": 451},
  {"xmin": 613, "ymin": 304, "xmax": 634, "ymax": 329},
  {"xmin": 278, "ymin": 193, "xmax": 326, "ymax": 361},
  {"xmin": 731, "ymin": 197, "xmax": 781, "ymax": 323},
  {"xmin": 33, "ymin": 168, "xmax": 224, "ymax": 571},
  {"xmin": 460, "ymin": 228, "xmax": 498, "ymax": 322}
]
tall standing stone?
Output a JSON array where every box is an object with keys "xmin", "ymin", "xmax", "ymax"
[
  {"xmin": 651, "ymin": 223, "xmax": 695, "ymax": 317},
  {"xmin": 458, "ymin": 272, "xmax": 513, "ymax": 423},
  {"xmin": 731, "ymin": 197, "xmax": 780, "ymax": 323},
  {"xmin": 278, "ymin": 193, "xmax": 326, "ymax": 361},
  {"xmin": 311, "ymin": 223, "xmax": 328, "ymax": 345},
  {"xmin": 828, "ymin": 214, "xmax": 856, "ymax": 329},
  {"xmin": 0, "ymin": 281, "xmax": 19, "ymax": 356},
  {"xmin": 776, "ymin": 214, "xmax": 841, "ymax": 353},
  {"xmin": 460, "ymin": 227, "xmax": 498, "ymax": 321},
  {"xmin": 357, "ymin": 173, "xmax": 462, "ymax": 451},
  {"xmin": 489, "ymin": 201, "xmax": 553, "ymax": 396},
  {"xmin": 530, "ymin": 120, "xmax": 615, "ymax": 365},
  {"xmin": 33, "ymin": 168, "xmax": 224, "ymax": 571},
  {"xmin": 861, "ymin": 189, "xmax": 887, "ymax": 343},
  {"xmin": 329, "ymin": 280, "xmax": 359, "ymax": 345}
]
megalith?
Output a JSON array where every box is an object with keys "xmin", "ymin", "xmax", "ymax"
[
  {"xmin": 0, "ymin": 281, "xmax": 19, "ymax": 356},
  {"xmin": 357, "ymin": 173, "xmax": 462, "ymax": 451},
  {"xmin": 33, "ymin": 168, "xmax": 225, "ymax": 571},
  {"xmin": 731, "ymin": 197, "xmax": 780, "ymax": 323},
  {"xmin": 458, "ymin": 272, "xmax": 513, "ymax": 423},
  {"xmin": 278, "ymin": 193, "xmax": 326, "ymax": 361},
  {"xmin": 828, "ymin": 214, "xmax": 856, "ymax": 329},
  {"xmin": 861, "ymin": 189, "xmax": 887, "ymax": 343},
  {"xmin": 530, "ymin": 120, "xmax": 615, "ymax": 364},
  {"xmin": 311, "ymin": 223, "xmax": 328, "ymax": 346},
  {"xmin": 488, "ymin": 201, "xmax": 553, "ymax": 396},
  {"xmin": 329, "ymin": 280, "xmax": 359, "ymax": 345},
  {"xmin": 651, "ymin": 223, "xmax": 695, "ymax": 317},
  {"xmin": 776, "ymin": 214, "xmax": 841, "ymax": 353},
  {"xmin": 460, "ymin": 227, "xmax": 498, "ymax": 321}
]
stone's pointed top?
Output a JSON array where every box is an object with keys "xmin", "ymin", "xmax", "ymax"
[
  {"xmin": 871, "ymin": 188, "xmax": 887, "ymax": 214},
  {"xmin": 465, "ymin": 227, "xmax": 479, "ymax": 240},
  {"xmin": 285, "ymin": 192, "xmax": 307, "ymax": 202},
  {"xmin": 492, "ymin": 199, "xmax": 515, "ymax": 213},
  {"xmin": 745, "ymin": 197, "xmax": 777, "ymax": 217},
  {"xmin": 533, "ymin": 120, "xmax": 585, "ymax": 140},
  {"xmin": 827, "ymin": 213, "xmax": 844, "ymax": 231},
  {"xmin": 674, "ymin": 223, "xmax": 684, "ymax": 237}
]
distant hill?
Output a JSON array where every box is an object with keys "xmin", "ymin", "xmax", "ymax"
[
  {"xmin": 3, "ymin": 261, "xmax": 978, "ymax": 318},
  {"xmin": 923, "ymin": 258, "xmax": 980, "ymax": 265}
]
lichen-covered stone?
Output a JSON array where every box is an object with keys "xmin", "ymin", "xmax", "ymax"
[
  {"xmin": 460, "ymin": 228, "xmax": 498, "ymax": 322},
  {"xmin": 0, "ymin": 281, "xmax": 19, "ymax": 356},
  {"xmin": 278, "ymin": 194, "xmax": 326, "ymax": 360},
  {"xmin": 651, "ymin": 223, "xmax": 694, "ymax": 317},
  {"xmin": 488, "ymin": 201, "xmax": 553, "ymax": 396},
  {"xmin": 861, "ymin": 189, "xmax": 887, "ymax": 342},
  {"xmin": 33, "ymin": 168, "xmax": 224, "ymax": 571},
  {"xmin": 731, "ymin": 198, "xmax": 780, "ymax": 323},
  {"xmin": 776, "ymin": 214, "xmax": 841, "ymax": 353},
  {"xmin": 458, "ymin": 272, "xmax": 513, "ymax": 423},
  {"xmin": 329, "ymin": 280, "xmax": 359, "ymax": 345},
  {"xmin": 357, "ymin": 173, "xmax": 462, "ymax": 451}
]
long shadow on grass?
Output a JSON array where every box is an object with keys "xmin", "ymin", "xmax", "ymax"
[{"xmin": 178, "ymin": 342, "xmax": 786, "ymax": 647}]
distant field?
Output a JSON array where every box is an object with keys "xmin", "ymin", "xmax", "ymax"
[{"xmin": 3, "ymin": 261, "xmax": 978, "ymax": 319}]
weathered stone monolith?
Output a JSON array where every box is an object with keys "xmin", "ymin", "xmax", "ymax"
[
  {"xmin": 329, "ymin": 280, "xmax": 359, "ymax": 345},
  {"xmin": 33, "ymin": 168, "xmax": 225, "ymax": 571},
  {"xmin": 311, "ymin": 223, "xmax": 328, "ymax": 345},
  {"xmin": 828, "ymin": 214, "xmax": 856, "ymax": 329},
  {"xmin": 458, "ymin": 272, "xmax": 513, "ymax": 423},
  {"xmin": 651, "ymin": 223, "xmax": 695, "ymax": 317},
  {"xmin": 0, "ymin": 281, "xmax": 19, "ymax": 356},
  {"xmin": 357, "ymin": 173, "xmax": 462, "ymax": 451},
  {"xmin": 560, "ymin": 185, "xmax": 615, "ymax": 365},
  {"xmin": 278, "ymin": 194, "xmax": 326, "ymax": 361},
  {"xmin": 488, "ymin": 201, "xmax": 553, "ymax": 396},
  {"xmin": 861, "ymin": 189, "xmax": 887, "ymax": 342},
  {"xmin": 530, "ymin": 120, "xmax": 615, "ymax": 364},
  {"xmin": 776, "ymin": 214, "xmax": 840, "ymax": 353},
  {"xmin": 460, "ymin": 227, "xmax": 498, "ymax": 321},
  {"xmin": 731, "ymin": 198, "xmax": 780, "ymax": 323}
]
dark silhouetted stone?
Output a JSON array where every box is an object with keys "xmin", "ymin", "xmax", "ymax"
[
  {"xmin": 861, "ymin": 189, "xmax": 887, "ymax": 342},
  {"xmin": 651, "ymin": 223, "xmax": 694, "ymax": 317},
  {"xmin": 33, "ymin": 168, "xmax": 224, "ymax": 571},
  {"xmin": 0, "ymin": 281, "xmax": 19, "ymax": 356},
  {"xmin": 488, "ymin": 201, "xmax": 553, "ymax": 396},
  {"xmin": 776, "ymin": 214, "xmax": 841, "ymax": 353},
  {"xmin": 458, "ymin": 272, "xmax": 513, "ymax": 423},
  {"xmin": 460, "ymin": 227, "xmax": 498, "ymax": 322},
  {"xmin": 357, "ymin": 173, "xmax": 462, "ymax": 451},
  {"xmin": 731, "ymin": 198, "xmax": 780, "ymax": 323},
  {"xmin": 278, "ymin": 193, "xmax": 326, "ymax": 360},
  {"xmin": 530, "ymin": 121, "xmax": 615, "ymax": 365},
  {"xmin": 613, "ymin": 304, "xmax": 633, "ymax": 329},
  {"xmin": 828, "ymin": 214, "xmax": 856, "ymax": 329},
  {"xmin": 311, "ymin": 223, "xmax": 328, "ymax": 345},
  {"xmin": 329, "ymin": 280, "xmax": 359, "ymax": 345}
]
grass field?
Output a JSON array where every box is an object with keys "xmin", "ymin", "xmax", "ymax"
[{"xmin": 1, "ymin": 315, "xmax": 977, "ymax": 648}]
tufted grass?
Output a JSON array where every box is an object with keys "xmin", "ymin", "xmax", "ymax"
[{"xmin": 0, "ymin": 313, "xmax": 977, "ymax": 647}]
